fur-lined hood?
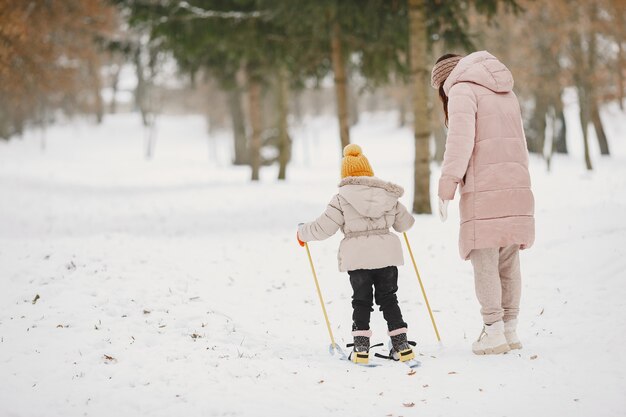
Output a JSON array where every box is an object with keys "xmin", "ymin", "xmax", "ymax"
[
  {"xmin": 338, "ymin": 176, "xmax": 404, "ymax": 218},
  {"xmin": 338, "ymin": 176, "xmax": 404, "ymax": 197}
]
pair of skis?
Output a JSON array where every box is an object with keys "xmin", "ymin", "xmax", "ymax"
[{"xmin": 331, "ymin": 342, "xmax": 421, "ymax": 369}]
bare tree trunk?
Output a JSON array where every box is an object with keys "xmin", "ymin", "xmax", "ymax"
[
  {"xmin": 0, "ymin": 110, "xmax": 10, "ymax": 140},
  {"xmin": 277, "ymin": 68, "xmax": 290, "ymax": 180},
  {"xmin": 591, "ymin": 102, "xmax": 610, "ymax": 155},
  {"xmin": 228, "ymin": 89, "xmax": 248, "ymax": 165},
  {"xmin": 39, "ymin": 98, "xmax": 47, "ymax": 152},
  {"xmin": 398, "ymin": 97, "xmax": 407, "ymax": 127},
  {"xmin": 88, "ymin": 57, "xmax": 104, "ymax": 124},
  {"xmin": 554, "ymin": 101, "xmax": 568, "ymax": 154},
  {"xmin": 349, "ymin": 84, "xmax": 359, "ymax": 127},
  {"xmin": 527, "ymin": 10, "xmax": 561, "ymax": 156},
  {"xmin": 616, "ymin": 1, "xmax": 625, "ymax": 110},
  {"xmin": 430, "ymin": 73, "xmax": 445, "ymax": 162},
  {"xmin": 292, "ymin": 90, "xmax": 303, "ymax": 125},
  {"xmin": 144, "ymin": 114, "xmax": 157, "ymax": 159},
  {"xmin": 570, "ymin": 6, "xmax": 593, "ymax": 170},
  {"xmin": 109, "ymin": 63, "xmax": 122, "ymax": 114},
  {"xmin": 578, "ymin": 86, "xmax": 593, "ymax": 170},
  {"xmin": 331, "ymin": 19, "xmax": 350, "ymax": 151},
  {"xmin": 408, "ymin": 0, "xmax": 431, "ymax": 214},
  {"xmin": 544, "ymin": 106, "xmax": 557, "ymax": 172},
  {"xmin": 248, "ymin": 80, "xmax": 262, "ymax": 181},
  {"xmin": 574, "ymin": 48, "xmax": 593, "ymax": 170},
  {"xmin": 587, "ymin": 3, "xmax": 610, "ymax": 157},
  {"xmin": 528, "ymin": 93, "xmax": 549, "ymax": 154},
  {"xmin": 134, "ymin": 47, "xmax": 149, "ymax": 127},
  {"xmin": 433, "ymin": 126, "xmax": 446, "ymax": 163},
  {"xmin": 618, "ymin": 40, "xmax": 625, "ymax": 110}
]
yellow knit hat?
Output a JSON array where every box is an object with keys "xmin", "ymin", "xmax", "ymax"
[{"xmin": 341, "ymin": 144, "xmax": 374, "ymax": 178}]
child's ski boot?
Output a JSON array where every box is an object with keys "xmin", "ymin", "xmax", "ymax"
[
  {"xmin": 389, "ymin": 328, "xmax": 415, "ymax": 362},
  {"xmin": 348, "ymin": 330, "xmax": 371, "ymax": 364}
]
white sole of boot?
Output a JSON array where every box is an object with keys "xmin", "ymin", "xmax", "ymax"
[{"xmin": 472, "ymin": 343, "xmax": 511, "ymax": 355}]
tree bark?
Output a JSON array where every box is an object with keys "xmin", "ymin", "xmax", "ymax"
[
  {"xmin": 248, "ymin": 80, "xmax": 262, "ymax": 181},
  {"xmin": 39, "ymin": 99, "xmax": 47, "ymax": 152},
  {"xmin": 408, "ymin": 0, "xmax": 431, "ymax": 214},
  {"xmin": 277, "ymin": 68, "xmax": 291, "ymax": 180},
  {"xmin": 109, "ymin": 63, "xmax": 121, "ymax": 114},
  {"xmin": 433, "ymin": 126, "xmax": 446, "ymax": 163},
  {"xmin": 570, "ymin": 6, "xmax": 593, "ymax": 170},
  {"xmin": 331, "ymin": 18, "xmax": 350, "ymax": 151},
  {"xmin": 586, "ymin": 3, "xmax": 609, "ymax": 157},
  {"xmin": 528, "ymin": 11, "xmax": 561, "ymax": 157},
  {"xmin": 349, "ymin": 84, "xmax": 359, "ymax": 127},
  {"xmin": 591, "ymin": 102, "xmax": 610, "ymax": 155},
  {"xmin": 554, "ymin": 106, "xmax": 568, "ymax": 154},
  {"xmin": 88, "ymin": 57, "xmax": 104, "ymax": 124},
  {"xmin": 228, "ymin": 89, "xmax": 248, "ymax": 165},
  {"xmin": 134, "ymin": 47, "xmax": 149, "ymax": 127},
  {"xmin": 616, "ymin": 1, "xmax": 625, "ymax": 110},
  {"xmin": 431, "ymin": 80, "xmax": 445, "ymax": 163},
  {"xmin": 144, "ymin": 115, "xmax": 157, "ymax": 159},
  {"xmin": 578, "ymin": 85, "xmax": 593, "ymax": 170},
  {"xmin": 544, "ymin": 106, "xmax": 556, "ymax": 172},
  {"xmin": 398, "ymin": 97, "xmax": 407, "ymax": 127},
  {"xmin": 528, "ymin": 93, "xmax": 549, "ymax": 154},
  {"xmin": 618, "ymin": 40, "xmax": 625, "ymax": 110}
]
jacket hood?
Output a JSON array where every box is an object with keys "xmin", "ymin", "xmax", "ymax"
[
  {"xmin": 443, "ymin": 51, "xmax": 514, "ymax": 95},
  {"xmin": 338, "ymin": 176, "xmax": 403, "ymax": 218}
]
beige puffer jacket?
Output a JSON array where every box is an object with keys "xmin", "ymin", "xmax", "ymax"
[{"xmin": 298, "ymin": 176, "xmax": 415, "ymax": 272}]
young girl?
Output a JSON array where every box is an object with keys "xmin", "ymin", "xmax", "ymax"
[
  {"xmin": 297, "ymin": 144, "xmax": 415, "ymax": 364},
  {"xmin": 431, "ymin": 51, "xmax": 535, "ymax": 355}
]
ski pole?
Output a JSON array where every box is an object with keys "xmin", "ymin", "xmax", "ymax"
[
  {"xmin": 303, "ymin": 242, "xmax": 340, "ymax": 351},
  {"xmin": 403, "ymin": 232, "xmax": 441, "ymax": 342}
]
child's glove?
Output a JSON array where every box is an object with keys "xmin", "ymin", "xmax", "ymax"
[
  {"xmin": 296, "ymin": 223, "xmax": 305, "ymax": 247},
  {"xmin": 296, "ymin": 231, "xmax": 305, "ymax": 247},
  {"xmin": 438, "ymin": 198, "xmax": 449, "ymax": 222}
]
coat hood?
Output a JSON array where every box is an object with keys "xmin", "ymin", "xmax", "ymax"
[
  {"xmin": 338, "ymin": 176, "xmax": 403, "ymax": 218},
  {"xmin": 443, "ymin": 51, "xmax": 514, "ymax": 95}
]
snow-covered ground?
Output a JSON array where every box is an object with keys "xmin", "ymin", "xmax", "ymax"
[{"xmin": 1, "ymin": 103, "xmax": 625, "ymax": 417}]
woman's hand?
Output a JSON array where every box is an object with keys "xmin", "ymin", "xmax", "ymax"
[{"xmin": 438, "ymin": 198, "xmax": 449, "ymax": 222}]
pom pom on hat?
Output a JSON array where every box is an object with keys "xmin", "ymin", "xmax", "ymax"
[
  {"xmin": 343, "ymin": 143, "xmax": 363, "ymax": 157},
  {"xmin": 341, "ymin": 143, "xmax": 374, "ymax": 178}
]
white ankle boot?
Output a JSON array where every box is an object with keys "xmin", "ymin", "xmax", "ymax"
[
  {"xmin": 504, "ymin": 319, "xmax": 522, "ymax": 350},
  {"xmin": 472, "ymin": 320, "xmax": 510, "ymax": 355}
]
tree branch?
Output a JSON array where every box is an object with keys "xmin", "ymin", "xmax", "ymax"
[{"xmin": 174, "ymin": 1, "xmax": 267, "ymax": 20}]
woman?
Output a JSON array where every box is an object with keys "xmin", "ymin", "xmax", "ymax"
[{"xmin": 431, "ymin": 51, "xmax": 535, "ymax": 355}]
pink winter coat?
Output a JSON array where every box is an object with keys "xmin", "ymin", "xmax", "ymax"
[{"xmin": 439, "ymin": 51, "xmax": 535, "ymax": 260}]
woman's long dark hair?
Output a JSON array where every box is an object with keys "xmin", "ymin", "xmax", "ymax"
[{"xmin": 435, "ymin": 53, "xmax": 461, "ymax": 127}]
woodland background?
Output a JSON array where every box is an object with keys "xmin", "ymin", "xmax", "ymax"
[{"xmin": 1, "ymin": 0, "xmax": 624, "ymax": 212}]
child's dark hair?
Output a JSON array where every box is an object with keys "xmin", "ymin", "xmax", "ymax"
[{"xmin": 435, "ymin": 53, "xmax": 461, "ymax": 127}]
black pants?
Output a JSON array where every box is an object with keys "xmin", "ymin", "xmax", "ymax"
[{"xmin": 348, "ymin": 266, "xmax": 407, "ymax": 332}]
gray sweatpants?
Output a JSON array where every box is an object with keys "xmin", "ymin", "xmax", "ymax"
[{"xmin": 469, "ymin": 244, "xmax": 522, "ymax": 325}]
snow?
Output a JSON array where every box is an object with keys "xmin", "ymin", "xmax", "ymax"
[{"xmin": 1, "ymin": 105, "xmax": 625, "ymax": 417}]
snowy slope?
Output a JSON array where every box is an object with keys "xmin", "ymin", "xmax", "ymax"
[{"xmin": 0, "ymin": 107, "xmax": 625, "ymax": 417}]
